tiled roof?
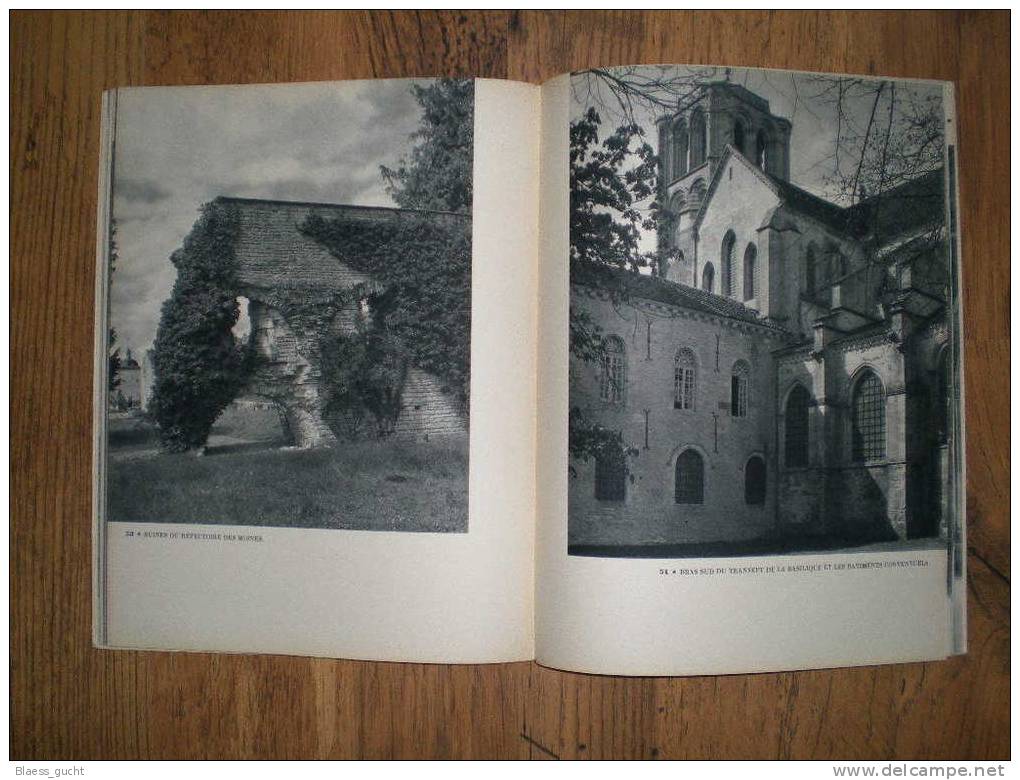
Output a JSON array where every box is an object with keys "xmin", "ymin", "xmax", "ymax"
[
  {"xmin": 766, "ymin": 176, "xmax": 858, "ymax": 235},
  {"xmin": 703, "ymin": 147, "xmax": 944, "ymax": 247},
  {"xmin": 574, "ymin": 263, "xmax": 781, "ymax": 329},
  {"xmin": 847, "ymin": 168, "xmax": 945, "ymax": 244},
  {"xmin": 216, "ymin": 197, "xmax": 467, "ymax": 292}
]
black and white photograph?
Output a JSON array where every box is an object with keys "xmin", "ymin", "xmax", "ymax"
[
  {"xmin": 103, "ymin": 78, "xmax": 475, "ymax": 533},
  {"xmin": 567, "ymin": 65, "xmax": 960, "ymax": 558}
]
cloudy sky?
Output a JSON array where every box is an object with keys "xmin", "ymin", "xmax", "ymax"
[{"xmin": 109, "ymin": 79, "xmax": 427, "ymax": 355}]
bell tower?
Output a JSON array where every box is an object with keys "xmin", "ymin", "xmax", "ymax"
[{"xmin": 657, "ymin": 81, "xmax": 792, "ymax": 285}]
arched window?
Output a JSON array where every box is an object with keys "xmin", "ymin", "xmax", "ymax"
[
  {"xmin": 731, "ymin": 360, "xmax": 750, "ymax": 417},
  {"xmin": 733, "ymin": 118, "xmax": 746, "ymax": 155},
  {"xmin": 669, "ymin": 191, "xmax": 686, "ymax": 246},
  {"xmin": 784, "ymin": 384, "xmax": 811, "ymax": 467},
  {"xmin": 674, "ymin": 347, "xmax": 697, "ymax": 410},
  {"xmin": 594, "ymin": 447, "xmax": 626, "ymax": 502},
  {"xmin": 743, "ymin": 243, "xmax": 757, "ymax": 301},
  {"xmin": 701, "ymin": 262, "xmax": 715, "ymax": 293},
  {"xmin": 689, "ymin": 109, "xmax": 707, "ymax": 169},
  {"xmin": 675, "ymin": 449, "xmax": 704, "ymax": 504},
  {"xmin": 755, "ymin": 130, "xmax": 769, "ymax": 171},
  {"xmin": 832, "ymin": 252, "xmax": 848, "ymax": 280},
  {"xmin": 744, "ymin": 456, "xmax": 767, "ymax": 505},
  {"xmin": 672, "ymin": 121, "xmax": 688, "ymax": 179},
  {"xmin": 688, "ymin": 178, "xmax": 707, "ymax": 206},
  {"xmin": 599, "ymin": 336, "xmax": 626, "ymax": 405},
  {"xmin": 669, "ymin": 190, "xmax": 686, "ymax": 216},
  {"xmin": 805, "ymin": 244, "xmax": 817, "ymax": 298},
  {"xmin": 721, "ymin": 231, "xmax": 736, "ymax": 297},
  {"xmin": 851, "ymin": 370, "xmax": 886, "ymax": 462}
]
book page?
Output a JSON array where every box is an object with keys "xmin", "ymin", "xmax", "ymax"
[
  {"xmin": 536, "ymin": 68, "xmax": 965, "ymax": 675},
  {"xmin": 94, "ymin": 78, "xmax": 539, "ymax": 662}
]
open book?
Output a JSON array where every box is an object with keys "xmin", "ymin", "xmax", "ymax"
[{"xmin": 93, "ymin": 64, "xmax": 966, "ymax": 675}]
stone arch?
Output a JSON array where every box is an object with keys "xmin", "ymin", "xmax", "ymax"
[
  {"xmin": 805, "ymin": 242, "xmax": 819, "ymax": 298},
  {"xmin": 673, "ymin": 445, "xmax": 707, "ymax": 505},
  {"xmin": 599, "ymin": 334, "xmax": 627, "ymax": 405},
  {"xmin": 668, "ymin": 190, "xmax": 687, "ymax": 244},
  {"xmin": 849, "ymin": 366, "xmax": 886, "ymax": 462},
  {"xmin": 671, "ymin": 118, "xmax": 689, "ymax": 179},
  {"xmin": 688, "ymin": 177, "xmax": 707, "ymax": 207},
  {"xmin": 743, "ymin": 242, "xmax": 758, "ymax": 301},
  {"xmin": 783, "ymin": 381, "xmax": 812, "ymax": 468},
  {"xmin": 721, "ymin": 230, "xmax": 737, "ymax": 297},
  {"xmin": 732, "ymin": 115, "xmax": 748, "ymax": 156},
  {"xmin": 730, "ymin": 359, "xmax": 751, "ymax": 417},
  {"xmin": 701, "ymin": 261, "xmax": 715, "ymax": 293},
  {"xmin": 689, "ymin": 108, "xmax": 707, "ymax": 169},
  {"xmin": 755, "ymin": 128, "xmax": 770, "ymax": 171},
  {"xmin": 674, "ymin": 346, "xmax": 698, "ymax": 411},
  {"xmin": 743, "ymin": 452, "xmax": 767, "ymax": 505}
]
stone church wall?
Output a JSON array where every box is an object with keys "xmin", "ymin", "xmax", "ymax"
[
  {"xmin": 693, "ymin": 156, "xmax": 779, "ymax": 306},
  {"xmin": 568, "ymin": 290, "xmax": 786, "ymax": 547}
]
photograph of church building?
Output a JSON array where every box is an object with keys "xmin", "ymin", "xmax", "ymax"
[
  {"xmin": 567, "ymin": 68, "xmax": 960, "ymax": 556},
  {"xmin": 103, "ymin": 77, "xmax": 474, "ymax": 533}
]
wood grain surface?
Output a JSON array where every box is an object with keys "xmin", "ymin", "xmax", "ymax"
[{"xmin": 9, "ymin": 10, "xmax": 1009, "ymax": 760}]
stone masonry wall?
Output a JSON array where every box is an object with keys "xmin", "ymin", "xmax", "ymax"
[
  {"xmin": 392, "ymin": 368, "xmax": 467, "ymax": 440},
  {"xmin": 243, "ymin": 295, "xmax": 337, "ymax": 448},
  {"xmin": 568, "ymin": 289, "xmax": 786, "ymax": 547}
]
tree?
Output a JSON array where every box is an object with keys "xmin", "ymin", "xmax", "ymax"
[
  {"xmin": 150, "ymin": 202, "xmax": 251, "ymax": 452},
  {"xmin": 321, "ymin": 318, "xmax": 410, "ymax": 439},
  {"xmin": 564, "ymin": 66, "xmax": 948, "ymax": 468},
  {"xmin": 573, "ymin": 66, "xmax": 945, "ymax": 224},
  {"xmin": 380, "ymin": 78, "xmax": 474, "ymax": 214},
  {"xmin": 108, "ymin": 223, "xmax": 121, "ymax": 394},
  {"xmin": 567, "ymin": 107, "xmax": 660, "ymax": 465},
  {"xmin": 307, "ymin": 76, "xmax": 475, "ymax": 424}
]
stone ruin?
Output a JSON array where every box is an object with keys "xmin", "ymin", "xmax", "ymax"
[{"xmin": 222, "ymin": 196, "xmax": 468, "ymax": 449}]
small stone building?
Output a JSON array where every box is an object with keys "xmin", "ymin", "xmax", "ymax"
[
  {"xmin": 221, "ymin": 197, "xmax": 469, "ymax": 449},
  {"xmin": 570, "ymin": 80, "xmax": 955, "ymax": 549}
]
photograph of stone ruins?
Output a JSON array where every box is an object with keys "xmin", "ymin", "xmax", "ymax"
[
  {"xmin": 567, "ymin": 66, "xmax": 960, "ymax": 558},
  {"xmin": 105, "ymin": 78, "xmax": 474, "ymax": 532}
]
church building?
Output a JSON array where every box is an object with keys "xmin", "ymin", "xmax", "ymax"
[{"xmin": 569, "ymin": 80, "xmax": 954, "ymax": 551}]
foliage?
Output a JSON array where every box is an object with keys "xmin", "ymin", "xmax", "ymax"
[
  {"xmin": 108, "ymin": 224, "xmax": 121, "ymax": 393},
  {"xmin": 380, "ymin": 78, "xmax": 474, "ymax": 214},
  {"xmin": 302, "ymin": 212, "xmax": 472, "ymax": 415},
  {"xmin": 567, "ymin": 407, "xmax": 633, "ymax": 476},
  {"xmin": 150, "ymin": 202, "xmax": 252, "ymax": 452},
  {"xmin": 321, "ymin": 318, "xmax": 410, "ymax": 439},
  {"xmin": 570, "ymin": 65, "xmax": 716, "ymax": 128},
  {"xmin": 803, "ymin": 77, "xmax": 945, "ymax": 201},
  {"xmin": 569, "ymin": 107, "xmax": 660, "ymax": 277},
  {"xmin": 106, "ymin": 418, "xmax": 468, "ymax": 532},
  {"xmin": 108, "ymin": 328, "xmax": 122, "ymax": 394},
  {"xmin": 568, "ymin": 108, "xmax": 661, "ymax": 465}
]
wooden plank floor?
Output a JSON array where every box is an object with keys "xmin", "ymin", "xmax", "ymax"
[{"xmin": 10, "ymin": 10, "xmax": 1009, "ymax": 759}]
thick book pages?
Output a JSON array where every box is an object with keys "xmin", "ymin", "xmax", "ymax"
[
  {"xmin": 94, "ymin": 65, "xmax": 966, "ymax": 674},
  {"xmin": 94, "ymin": 79, "xmax": 540, "ymax": 662},
  {"xmin": 535, "ymin": 70, "xmax": 965, "ymax": 675}
]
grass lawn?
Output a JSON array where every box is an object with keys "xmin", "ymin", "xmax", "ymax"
[{"xmin": 107, "ymin": 415, "xmax": 468, "ymax": 532}]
